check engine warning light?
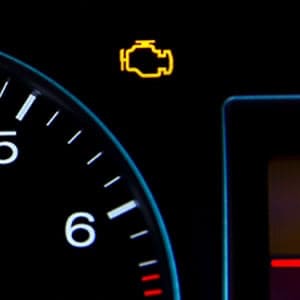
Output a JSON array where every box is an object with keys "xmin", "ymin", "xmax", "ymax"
[{"xmin": 119, "ymin": 40, "xmax": 174, "ymax": 78}]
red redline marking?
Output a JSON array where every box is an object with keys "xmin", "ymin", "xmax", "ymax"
[
  {"xmin": 271, "ymin": 259, "xmax": 300, "ymax": 268},
  {"xmin": 141, "ymin": 274, "xmax": 161, "ymax": 282},
  {"xmin": 144, "ymin": 289, "xmax": 163, "ymax": 297}
]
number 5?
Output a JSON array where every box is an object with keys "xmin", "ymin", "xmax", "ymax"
[{"xmin": 0, "ymin": 131, "xmax": 18, "ymax": 165}]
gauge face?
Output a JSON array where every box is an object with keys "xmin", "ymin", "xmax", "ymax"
[{"xmin": 0, "ymin": 52, "xmax": 180, "ymax": 299}]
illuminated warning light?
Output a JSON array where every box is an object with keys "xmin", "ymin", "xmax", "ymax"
[
  {"xmin": 141, "ymin": 274, "xmax": 161, "ymax": 282},
  {"xmin": 271, "ymin": 258, "xmax": 300, "ymax": 268},
  {"xmin": 144, "ymin": 289, "xmax": 163, "ymax": 297},
  {"xmin": 119, "ymin": 40, "xmax": 174, "ymax": 78}
]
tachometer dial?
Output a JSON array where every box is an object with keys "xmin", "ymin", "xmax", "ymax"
[{"xmin": 0, "ymin": 51, "xmax": 180, "ymax": 299}]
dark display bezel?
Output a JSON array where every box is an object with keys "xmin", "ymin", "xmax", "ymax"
[{"xmin": 222, "ymin": 95, "xmax": 300, "ymax": 300}]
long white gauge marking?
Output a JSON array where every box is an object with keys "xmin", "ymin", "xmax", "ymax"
[
  {"xmin": 0, "ymin": 131, "xmax": 16, "ymax": 136},
  {"xmin": 138, "ymin": 259, "xmax": 158, "ymax": 268},
  {"xmin": 130, "ymin": 230, "xmax": 149, "ymax": 240},
  {"xmin": 86, "ymin": 151, "xmax": 103, "ymax": 166},
  {"xmin": 46, "ymin": 111, "xmax": 60, "ymax": 127},
  {"xmin": 0, "ymin": 79, "xmax": 9, "ymax": 98},
  {"xmin": 103, "ymin": 176, "xmax": 121, "ymax": 188},
  {"xmin": 16, "ymin": 93, "xmax": 38, "ymax": 121},
  {"xmin": 67, "ymin": 130, "xmax": 82, "ymax": 144},
  {"xmin": 107, "ymin": 200, "xmax": 137, "ymax": 220}
]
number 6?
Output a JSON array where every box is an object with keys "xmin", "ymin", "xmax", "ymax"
[{"xmin": 65, "ymin": 212, "xmax": 96, "ymax": 248}]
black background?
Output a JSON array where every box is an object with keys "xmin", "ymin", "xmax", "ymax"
[{"xmin": 2, "ymin": 5, "xmax": 300, "ymax": 300}]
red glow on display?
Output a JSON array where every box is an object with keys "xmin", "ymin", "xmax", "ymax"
[{"xmin": 271, "ymin": 259, "xmax": 300, "ymax": 268}]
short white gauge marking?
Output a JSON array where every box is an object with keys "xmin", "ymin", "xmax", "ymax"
[
  {"xmin": 46, "ymin": 111, "xmax": 60, "ymax": 127},
  {"xmin": 138, "ymin": 259, "xmax": 158, "ymax": 268},
  {"xmin": 86, "ymin": 151, "xmax": 103, "ymax": 166},
  {"xmin": 130, "ymin": 230, "xmax": 149, "ymax": 240},
  {"xmin": 0, "ymin": 131, "xmax": 16, "ymax": 136},
  {"xmin": 16, "ymin": 93, "xmax": 38, "ymax": 121},
  {"xmin": 107, "ymin": 200, "xmax": 137, "ymax": 220},
  {"xmin": 0, "ymin": 79, "xmax": 9, "ymax": 98},
  {"xmin": 103, "ymin": 176, "xmax": 121, "ymax": 188},
  {"xmin": 67, "ymin": 130, "xmax": 82, "ymax": 144}
]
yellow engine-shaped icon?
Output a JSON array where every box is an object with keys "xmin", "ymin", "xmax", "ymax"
[{"xmin": 119, "ymin": 40, "xmax": 174, "ymax": 78}]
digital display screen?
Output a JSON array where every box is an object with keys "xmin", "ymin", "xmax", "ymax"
[{"xmin": 269, "ymin": 156, "xmax": 300, "ymax": 299}]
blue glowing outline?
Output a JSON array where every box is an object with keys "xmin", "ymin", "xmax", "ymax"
[
  {"xmin": 222, "ymin": 94, "xmax": 300, "ymax": 300},
  {"xmin": 0, "ymin": 51, "xmax": 181, "ymax": 300}
]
